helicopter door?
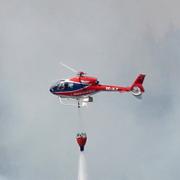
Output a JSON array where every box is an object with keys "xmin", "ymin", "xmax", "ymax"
[{"xmin": 64, "ymin": 82, "xmax": 74, "ymax": 90}]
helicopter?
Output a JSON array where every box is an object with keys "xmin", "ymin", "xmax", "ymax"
[{"xmin": 50, "ymin": 63, "xmax": 146, "ymax": 107}]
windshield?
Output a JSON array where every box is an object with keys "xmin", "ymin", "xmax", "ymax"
[
  {"xmin": 52, "ymin": 80, "xmax": 64, "ymax": 90},
  {"xmin": 55, "ymin": 80, "xmax": 64, "ymax": 85},
  {"xmin": 55, "ymin": 81, "xmax": 74, "ymax": 90}
]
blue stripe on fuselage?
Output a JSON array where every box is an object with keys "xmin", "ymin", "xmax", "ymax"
[{"xmin": 53, "ymin": 82, "xmax": 88, "ymax": 93}]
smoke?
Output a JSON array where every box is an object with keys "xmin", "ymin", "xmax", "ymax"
[
  {"xmin": 0, "ymin": 0, "xmax": 180, "ymax": 179},
  {"xmin": 78, "ymin": 152, "xmax": 88, "ymax": 180},
  {"xmin": 0, "ymin": 175, "xmax": 8, "ymax": 180}
]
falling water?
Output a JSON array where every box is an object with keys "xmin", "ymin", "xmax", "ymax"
[{"xmin": 78, "ymin": 152, "xmax": 88, "ymax": 180}]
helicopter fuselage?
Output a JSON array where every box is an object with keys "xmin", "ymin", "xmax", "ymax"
[{"xmin": 49, "ymin": 75, "xmax": 135, "ymax": 98}]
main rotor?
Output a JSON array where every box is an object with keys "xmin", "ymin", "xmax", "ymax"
[{"xmin": 60, "ymin": 62, "xmax": 86, "ymax": 77}]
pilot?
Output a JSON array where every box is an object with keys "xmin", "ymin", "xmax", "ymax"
[
  {"xmin": 64, "ymin": 82, "xmax": 69, "ymax": 89},
  {"xmin": 57, "ymin": 82, "xmax": 64, "ymax": 90}
]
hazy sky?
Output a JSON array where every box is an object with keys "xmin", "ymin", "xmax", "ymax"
[{"xmin": 1, "ymin": 0, "xmax": 180, "ymax": 180}]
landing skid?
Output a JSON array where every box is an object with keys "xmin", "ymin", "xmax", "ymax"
[{"xmin": 59, "ymin": 97, "xmax": 93, "ymax": 108}]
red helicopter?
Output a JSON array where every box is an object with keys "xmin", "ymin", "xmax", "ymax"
[{"xmin": 50, "ymin": 63, "xmax": 146, "ymax": 107}]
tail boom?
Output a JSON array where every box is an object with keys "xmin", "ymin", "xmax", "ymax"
[{"xmin": 87, "ymin": 74, "xmax": 146, "ymax": 96}]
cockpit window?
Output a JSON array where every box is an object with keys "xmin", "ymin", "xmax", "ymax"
[
  {"xmin": 55, "ymin": 80, "xmax": 64, "ymax": 85},
  {"xmin": 59, "ymin": 82, "xmax": 64, "ymax": 88},
  {"xmin": 68, "ymin": 83, "xmax": 74, "ymax": 88},
  {"xmin": 64, "ymin": 82, "xmax": 69, "ymax": 89},
  {"xmin": 55, "ymin": 80, "xmax": 65, "ymax": 90},
  {"xmin": 56, "ymin": 81, "xmax": 74, "ymax": 91}
]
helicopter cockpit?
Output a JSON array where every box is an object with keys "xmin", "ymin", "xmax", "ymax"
[
  {"xmin": 50, "ymin": 79, "xmax": 88, "ymax": 93},
  {"xmin": 56, "ymin": 80, "xmax": 65, "ymax": 90},
  {"xmin": 55, "ymin": 80, "xmax": 74, "ymax": 91}
]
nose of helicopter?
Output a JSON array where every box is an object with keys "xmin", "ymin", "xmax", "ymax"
[{"xmin": 49, "ymin": 87, "xmax": 55, "ymax": 94}]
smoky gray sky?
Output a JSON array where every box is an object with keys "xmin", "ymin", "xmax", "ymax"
[{"xmin": 1, "ymin": 0, "xmax": 180, "ymax": 180}]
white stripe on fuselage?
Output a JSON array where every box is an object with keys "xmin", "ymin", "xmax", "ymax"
[{"xmin": 57, "ymin": 89, "xmax": 98, "ymax": 98}]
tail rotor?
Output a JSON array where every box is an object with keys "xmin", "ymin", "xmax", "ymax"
[{"xmin": 130, "ymin": 74, "xmax": 146, "ymax": 97}]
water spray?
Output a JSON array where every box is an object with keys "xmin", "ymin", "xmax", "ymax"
[{"xmin": 78, "ymin": 152, "xmax": 88, "ymax": 180}]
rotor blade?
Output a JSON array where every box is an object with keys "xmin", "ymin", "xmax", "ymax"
[{"xmin": 60, "ymin": 62, "xmax": 78, "ymax": 73}]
